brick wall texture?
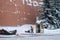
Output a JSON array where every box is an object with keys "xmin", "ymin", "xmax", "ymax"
[{"xmin": 0, "ymin": 0, "xmax": 42, "ymax": 26}]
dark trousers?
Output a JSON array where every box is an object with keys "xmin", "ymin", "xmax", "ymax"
[{"xmin": 0, "ymin": 29, "xmax": 17, "ymax": 35}]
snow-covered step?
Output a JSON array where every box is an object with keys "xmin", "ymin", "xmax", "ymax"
[{"xmin": 0, "ymin": 35, "xmax": 16, "ymax": 38}]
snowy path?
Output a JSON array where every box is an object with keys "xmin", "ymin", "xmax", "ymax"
[{"xmin": 0, "ymin": 34, "xmax": 60, "ymax": 40}]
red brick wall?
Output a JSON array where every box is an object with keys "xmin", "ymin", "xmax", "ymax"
[{"xmin": 0, "ymin": 0, "xmax": 42, "ymax": 26}]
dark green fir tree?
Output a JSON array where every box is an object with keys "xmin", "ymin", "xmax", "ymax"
[{"xmin": 39, "ymin": 0, "xmax": 60, "ymax": 29}]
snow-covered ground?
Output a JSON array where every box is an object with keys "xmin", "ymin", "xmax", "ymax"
[
  {"xmin": 0, "ymin": 24, "xmax": 60, "ymax": 36},
  {"xmin": 0, "ymin": 34, "xmax": 60, "ymax": 40}
]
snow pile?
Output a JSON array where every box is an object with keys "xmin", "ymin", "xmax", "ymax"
[
  {"xmin": 0, "ymin": 24, "xmax": 60, "ymax": 35},
  {"xmin": 0, "ymin": 24, "xmax": 32, "ymax": 35},
  {"xmin": 44, "ymin": 29, "xmax": 60, "ymax": 34}
]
